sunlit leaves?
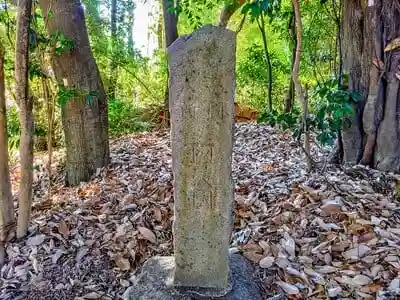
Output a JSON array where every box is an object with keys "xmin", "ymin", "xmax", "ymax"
[
  {"xmin": 241, "ymin": 0, "xmax": 281, "ymax": 22},
  {"xmin": 50, "ymin": 31, "xmax": 75, "ymax": 56},
  {"xmin": 258, "ymin": 75, "xmax": 359, "ymax": 146}
]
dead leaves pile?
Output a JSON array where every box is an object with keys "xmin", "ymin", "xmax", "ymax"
[
  {"xmin": 0, "ymin": 124, "xmax": 399, "ymax": 300},
  {"xmin": 232, "ymin": 125, "xmax": 400, "ymax": 299},
  {"xmin": 1, "ymin": 131, "xmax": 173, "ymax": 300}
]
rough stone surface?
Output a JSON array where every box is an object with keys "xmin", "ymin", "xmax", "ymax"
[
  {"xmin": 124, "ymin": 254, "xmax": 262, "ymax": 300},
  {"xmin": 168, "ymin": 24, "xmax": 236, "ymax": 290}
]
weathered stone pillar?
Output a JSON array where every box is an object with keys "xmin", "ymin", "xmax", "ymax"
[
  {"xmin": 124, "ymin": 25, "xmax": 261, "ymax": 300},
  {"xmin": 169, "ymin": 25, "xmax": 235, "ymax": 292}
]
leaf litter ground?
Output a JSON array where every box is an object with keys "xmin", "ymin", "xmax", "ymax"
[{"xmin": 1, "ymin": 124, "xmax": 400, "ymax": 300}]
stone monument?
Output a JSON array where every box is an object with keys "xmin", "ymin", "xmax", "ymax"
[{"xmin": 124, "ymin": 25, "xmax": 261, "ymax": 300}]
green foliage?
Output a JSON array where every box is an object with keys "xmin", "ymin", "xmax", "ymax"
[
  {"xmin": 51, "ymin": 31, "xmax": 75, "ymax": 56},
  {"xmin": 0, "ymin": 0, "xmax": 349, "ymax": 162},
  {"xmin": 57, "ymin": 86, "xmax": 100, "ymax": 106},
  {"xmin": 258, "ymin": 106, "xmax": 300, "ymax": 129},
  {"xmin": 258, "ymin": 76, "xmax": 360, "ymax": 146},
  {"xmin": 242, "ymin": 0, "xmax": 281, "ymax": 21},
  {"xmin": 310, "ymin": 76, "xmax": 360, "ymax": 145},
  {"xmin": 57, "ymin": 86, "xmax": 80, "ymax": 105},
  {"xmin": 174, "ymin": 0, "xmax": 220, "ymax": 30},
  {"xmin": 108, "ymin": 98, "xmax": 153, "ymax": 137},
  {"xmin": 6, "ymin": 106, "xmax": 20, "ymax": 145}
]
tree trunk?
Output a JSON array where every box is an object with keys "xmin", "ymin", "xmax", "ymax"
[
  {"xmin": 39, "ymin": 0, "xmax": 109, "ymax": 186},
  {"xmin": 157, "ymin": 0, "xmax": 164, "ymax": 50},
  {"xmin": 342, "ymin": 0, "xmax": 400, "ymax": 172},
  {"xmin": 162, "ymin": 0, "xmax": 179, "ymax": 127},
  {"xmin": 367, "ymin": 0, "xmax": 400, "ymax": 171},
  {"xmin": 341, "ymin": 0, "xmax": 372, "ymax": 164},
  {"xmin": 0, "ymin": 43, "xmax": 15, "ymax": 264},
  {"xmin": 257, "ymin": 13, "xmax": 273, "ymax": 112},
  {"xmin": 15, "ymin": 0, "xmax": 34, "ymax": 239},
  {"xmin": 109, "ymin": 0, "xmax": 118, "ymax": 99},
  {"xmin": 43, "ymin": 78, "xmax": 54, "ymax": 199},
  {"xmin": 292, "ymin": 0, "xmax": 312, "ymax": 172},
  {"xmin": 284, "ymin": 9, "xmax": 296, "ymax": 114},
  {"xmin": 219, "ymin": 0, "xmax": 246, "ymax": 27},
  {"xmin": 127, "ymin": 8, "xmax": 134, "ymax": 56}
]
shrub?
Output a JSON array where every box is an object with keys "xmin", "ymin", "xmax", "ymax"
[{"xmin": 108, "ymin": 98, "xmax": 153, "ymax": 137}]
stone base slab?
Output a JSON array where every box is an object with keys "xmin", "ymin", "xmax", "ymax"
[{"xmin": 123, "ymin": 253, "xmax": 262, "ymax": 300}]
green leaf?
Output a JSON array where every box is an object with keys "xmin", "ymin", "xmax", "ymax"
[{"xmin": 241, "ymin": 3, "xmax": 252, "ymax": 14}]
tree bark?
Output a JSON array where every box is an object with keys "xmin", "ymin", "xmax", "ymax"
[
  {"xmin": 43, "ymin": 78, "xmax": 54, "ymax": 199},
  {"xmin": 341, "ymin": 0, "xmax": 372, "ymax": 164},
  {"xmin": 257, "ymin": 13, "xmax": 273, "ymax": 112},
  {"xmin": 370, "ymin": 0, "xmax": 400, "ymax": 171},
  {"xmin": 39, "ymin": 0, "xmax": 109, "ymax": 185},
  {"xmin": 292, "ymin": 0, "xmax": 312, "ymax": 172},
  {"xmin": 342, "ymin": 0, "xmax": 400, "ymax": 172},
  {"xmin": 162, "ymin": 0, "xmax": 179, "ymax": 127},
  {"xmin": 15, "ymin": 0, "xmax": 34, "ymax": 239},
  {"xmin": 109, "ymin": 0, "xmax": 118, "ymax": 99},
  {"xmin": 157, "ymin": 0, "xmax": 164, "ymax": 50},
  {"xmin": 284, "ymin": 9, "xmax": 296, "ymax": 114},
  {"xmin": 219, "ymin": 0, "xmax": 246, "ymax": 27},
  {"xmin": 127, "ymin": 7, "xmax": 134, "ymax": 56},
  {"xmin": 0, "ymin": 43, "xmax": 15, "ymax": 264}
]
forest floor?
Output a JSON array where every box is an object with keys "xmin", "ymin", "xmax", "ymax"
[{"xmin": 1, "ymin": 124, "xmax": 400, "ymax": 300}]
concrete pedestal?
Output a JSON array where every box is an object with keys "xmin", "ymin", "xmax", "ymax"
[{"xmin": 123, "ymin": 254, "xmax": 262, "ymax": 300}]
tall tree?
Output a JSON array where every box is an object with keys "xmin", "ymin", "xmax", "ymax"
[
  {"xmin": 127, "ymin": 2, "xmax": 135, "ymax": 56},
  {"xmin": 15, "ymin": 0, "xmax": 34, "ymax": 238},
  {"xmin": 0, "ymin": 42, "xmax": 15, "ymax": 264},
  {"xmin": 341, "ymin": 0, "xmax": 399, "ymax": 172},
  {"xmin": 292, "ymin": 0, "xmax": 312, "ymax": 172},
  {"xmin": 284, "ymin": 7, "xmax": 296, "ymax": 113},
  {"xmin": 256, "ymin": 10, "xmax": 273, "ymax": 112},
  {"xmin": 39, "ymin": 0, "xmax": 109, "ymax": 186},
  {"xmin": 162, "ymin": 0, "xmax": 179, "ymax": 126},
  {"xmin": 109, "ymin": 0, "xmax": 118, "ymax": 99}
]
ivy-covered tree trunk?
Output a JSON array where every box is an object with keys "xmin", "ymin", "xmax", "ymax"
[
  {"xmin": 39, "ymin": 0, "xmax": 109, "ymax": 185},
  {"xmin": 341, "ymin": 0, "xmax": 400, "ymax": 172},
  {"xmin": 0, "ymin": 43, "xmax": 15, "ymax": 264},
  {"xmin": 16, "ymin": 0, "xmax": 34, "ymax": 238}
]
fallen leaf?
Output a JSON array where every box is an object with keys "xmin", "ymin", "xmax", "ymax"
[
  {"xmin": 327, "ymin": 286, "xmax": 342, "ymax": 297},
  {"xmin": 351, "ymin": 274, "xmax": 372, "ymax": 286},
  {"xmin": 52, "ymin": 249, "xmax": 65, "ymax": 264},
  {"xmin": 26, "ymin": 234, "xmax": 45, "ymax": 246},
  {"xmin": 83, "ymin": 292, "xmax": 103, "ymax": 299},
  {"xmin": 388, "ymin": 278, "xmax": 400, "ymax": 291},
  {"xmin": 281, "ymin": 232, "xmax": 295, "ymax": 257},
  {"xmin": 259, "ymin": 256, "xmax": 275, "ymax": 268},
  {"xmin": 276, "ymin": 281, "xmax": 300, "ymax": 295},
  {"xmin": 138, "ymin": 226, "xmax": 157, "ymax": 243},
  {"xmin": 315, "ymin": 266, "xmax": 337, "ymax": 274},
  {"xmin": 115, "ymin": 255, "xmax": 131, "ymax": 271},
  {"xmin": 343, "ymin": 245, "xmax": 371, "ymax": 260},
  {"xmin": 58, "ymin": 221, "xmax": 69, "ymax": 238},
  {"xmin": 76, "ymin": 247, "xmax": 89, "ymax": 263}
]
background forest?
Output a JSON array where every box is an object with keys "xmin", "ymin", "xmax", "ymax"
[{"xmin": 0, "ymin": 0, "xmax": 343, "ymax": 151}]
